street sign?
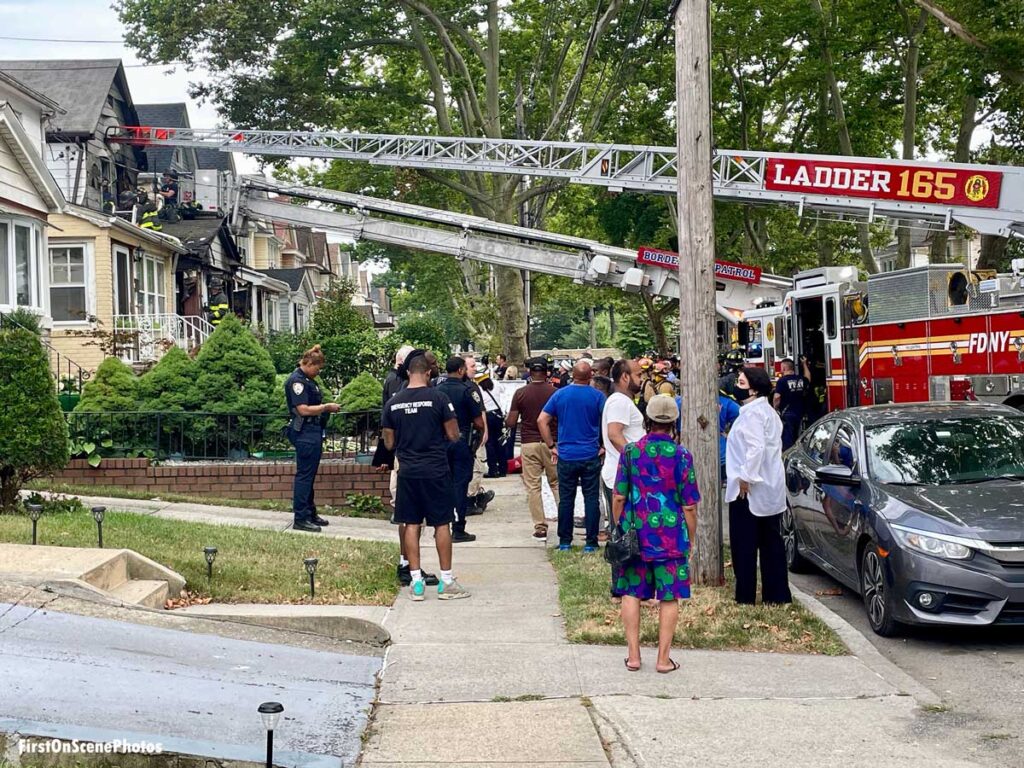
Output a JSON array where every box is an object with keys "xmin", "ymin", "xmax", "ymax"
[{"xmin": 636, "ymin": 246, "xmax": 763, "ymax": 285}]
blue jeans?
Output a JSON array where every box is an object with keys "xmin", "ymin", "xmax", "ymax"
[
  {"xmin": 556, "ymin": 456, "xmax": 602, "ymax": 547},
  {"xmin": 289, "ymin": 432, "xmax": 322, "ymax": 524}
]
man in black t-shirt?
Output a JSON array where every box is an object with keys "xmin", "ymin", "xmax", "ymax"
[
  {"xmin": 383, "ymin": 352, "xmax": 471, "ymax": 601},
  {"xmin": 774, "ymin": 357, "xmax": 811, "ymax": 450}
]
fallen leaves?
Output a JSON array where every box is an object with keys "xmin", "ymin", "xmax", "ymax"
[
  {"xmin": 815, "ymin": 588, "xmax": 844, "ymax": 597},
  {"xmin": 164, "ymin": 590, "xmax": 212, "ymax": 610}
]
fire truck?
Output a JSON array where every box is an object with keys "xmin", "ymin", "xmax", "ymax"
[{"xmin": 740, "ymin": 260, "xmax": 1024, "ymax": 412}]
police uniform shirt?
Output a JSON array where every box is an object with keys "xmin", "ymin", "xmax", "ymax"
[
  {"xmin": 381, "ymin": 387, "xmax": 456, "ymax": 477},
  {"xmin": 775, "ymin": 374, "xmax": 808, "ymax": 418},
  {"xmin": 436, "ymin": 376, "xmax": 484, "ymax": 435},
  {"xmin": 285, "ymin": 368, "xmax": 323, "ymax": 437}
]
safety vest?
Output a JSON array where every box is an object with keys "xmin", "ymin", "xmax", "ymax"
[{"xmin": 140, "ymin": 209, "xmax": 162, "ymax": 231}]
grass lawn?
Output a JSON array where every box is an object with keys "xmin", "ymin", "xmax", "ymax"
[
  {"xmin": 25, "ymin": 481, "xmax": 392, "ymax": 520},
  {"xmin": 550, "ymin": 548, "xmax": 846, "ymax": 655},
  {"xmin": 0, "ymin": 510, "xmax": 399, "ymax": 606}
]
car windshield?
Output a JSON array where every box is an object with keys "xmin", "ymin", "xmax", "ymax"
[{"xmin": 866, "ymin": 415, "xmax": 1024, "ymax": 485}]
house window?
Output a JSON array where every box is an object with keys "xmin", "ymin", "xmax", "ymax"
[
  {"xmin": 49, "ymin": 245, "xmax": 90, "ymax": 323},
  {"xmin": 295, "ymin": 305, "xmax": 306, "ymax": 331},
  {"xmin": 0, "ymin": 217, "xmax": 44, "ymax": 310},
  {"xmin": 134, "ymin": 252, "xmax": 167, "ymax": 315}
]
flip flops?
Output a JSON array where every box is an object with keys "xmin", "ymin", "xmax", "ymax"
[
  {"xmin": 624, "ymin": 658, "xmax": 641, "ymax": 672},
  {"xmin": 657, "ymin": 659, "xmax": 680, "ymax": 674}
]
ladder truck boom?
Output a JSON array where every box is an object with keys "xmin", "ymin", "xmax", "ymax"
[
  {"xmin": 110, "ymin": 126, "xmax": 1024, "ymax": 238},
  {"xmin": 235, "ymin": 177, "xmax": 790, "ymax": 318}
]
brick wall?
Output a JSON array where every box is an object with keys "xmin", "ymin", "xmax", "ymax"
[{"xmin": 49, "ymin": 459, "xmax": 391, "ymax": 505}]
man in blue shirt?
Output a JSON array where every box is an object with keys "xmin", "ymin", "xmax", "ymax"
[
  {"xmin": 676, "ymin": 391, "xmax": 740, "ymax": 484},
  {"xmin": 537, "ymin": 361, "xmax": 607, "ymax": 552}
]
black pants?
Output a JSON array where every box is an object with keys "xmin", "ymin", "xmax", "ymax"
[
  {"xmin": 781, "ymin": 414, "xmax": 802, "ymax": 451},
  {"xmin": 728, "ymin": 497, "xmax": 792, "ymax": 605},
  {"xmin": 448, "ymin": 440, "xmax": 475, "ymax": 533},
  {"xmin": 289, "ymin": 435, "xmax": 322, "ymax": 524},
  {"xmin": 484, "ymin": 411, "xmax": 506, "ymax": 475}
]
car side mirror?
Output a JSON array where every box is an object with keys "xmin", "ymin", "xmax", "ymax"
[{"xmin": 815, "ymin": 464, "xmax": 860, "ymax": 487}]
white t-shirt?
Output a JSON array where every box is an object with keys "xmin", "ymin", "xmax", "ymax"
[
  {"xmin": 725, "ymin": 396, "xmax": 786, "ymax": 516},
  {"xmin": 601, "ymin": 392, "xmax": 646, "ymax": 487}
]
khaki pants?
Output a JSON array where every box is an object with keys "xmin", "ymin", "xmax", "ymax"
[
  {"xmin": 521, "ymin": 442, "xmax": 559, "ymax": 526},
  {"xmin": 467, "ymin": 443, "xmax": 487, "ymax": 496}
]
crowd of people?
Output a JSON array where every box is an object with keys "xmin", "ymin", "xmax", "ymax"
[{"xmin": 281, "ymin": 342, "xmax": 811, "ymax": 663}]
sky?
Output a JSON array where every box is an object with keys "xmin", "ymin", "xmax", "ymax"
[{"xmin": 0, "ymin": 0, "xmax": 259, "ymax": 173}]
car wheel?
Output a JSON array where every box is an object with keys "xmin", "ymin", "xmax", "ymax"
[
  {"xmin": 782, "ymin": 504, "xmax": 812, "ymax": 573},
  {"xmin": 860, "ymin": 546, "xmax": 901, "ymax": 637}
]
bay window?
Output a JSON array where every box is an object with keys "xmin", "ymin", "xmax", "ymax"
[
  {"xmin": 134, "ymin": 252, "xmax": 167, "ymax": 315},
  {"xmin": 0, "ymin": 216, "xmax": 45, "ymax": 310}
]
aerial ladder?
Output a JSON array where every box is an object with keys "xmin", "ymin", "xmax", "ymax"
[{"xmin": 110, "ymin": 126, "xmax": 1024, "ymax": 239}]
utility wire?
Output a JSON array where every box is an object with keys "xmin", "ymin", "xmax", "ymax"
[{"xmin": 0, "ymin": 34, "xmax": 124, "ymax": 43}]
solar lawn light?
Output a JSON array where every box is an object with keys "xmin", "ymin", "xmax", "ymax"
[
  {"xmin": 91, "ymin": 506, "xmax": 106, "ymax": 548},
  {"xmin": 258, "ymin": 701, "xmax": 284, "ymax": 768},
  {"xmin": 204, "ymin": 546, "xmax": 218, "ymax": 581},
  {"xmin": 26, "ymin": 503, "xmax": 43, "ymax": 546},
  {"xmin": 304, "ymin": 557, "xmax": 319, "ymax": 599}
]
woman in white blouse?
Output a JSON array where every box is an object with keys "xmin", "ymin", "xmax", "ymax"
[{"xmin": 724, "ymin": 366, "xmax": 792, "ymax": 605}]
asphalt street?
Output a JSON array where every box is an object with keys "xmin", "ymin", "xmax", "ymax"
[
  {"xmin": 0, "ymin": 602, "xmax": 380, "ymax": 767},
  {"xmin": 791, "ymin": 569, "xmax": 1024, "ymax": 766}
]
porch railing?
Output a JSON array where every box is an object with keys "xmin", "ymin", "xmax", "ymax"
[{"xmin": 113, "ymin": 313, "xmax": 215, "ymax": 362}]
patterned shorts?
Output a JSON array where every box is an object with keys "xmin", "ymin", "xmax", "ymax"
[{"xmin": 612, "ymin": 557, "xmax": 690, "ymax": 601}]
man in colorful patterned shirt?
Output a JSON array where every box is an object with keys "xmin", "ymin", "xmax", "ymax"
[{"xmin": 611, "ymin": 394, "xmax": 700, "ymax": 674}]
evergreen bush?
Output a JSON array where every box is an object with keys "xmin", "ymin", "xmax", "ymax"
[
  {"xmin": 138, "ymin": 347, "xmax": 196, "ymax": 411},
  {"xmin": 75, "ymin": 357, "xmax": 139, "ymax": 413},
  {"xmin": 0, "ymin": 329, "xmax": 69, "ymax": 512}
]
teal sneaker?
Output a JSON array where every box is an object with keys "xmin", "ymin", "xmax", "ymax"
[
  {"xmin": 437, "ymin": 579, "xmax": 471, "ymax": 600},
  {"xmin": 409, "ymin": 580, "xmax": 425, "ymax": 602}
]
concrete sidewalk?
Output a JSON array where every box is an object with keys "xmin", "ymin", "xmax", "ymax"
[{"xmin": 42, "ymin": 481, "xmax": 990, "ymax": 766}]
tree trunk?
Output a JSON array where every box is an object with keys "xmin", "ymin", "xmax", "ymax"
[
  {"xmin": 608, "ymin": 304, "xmax": 617, "ymax": 342},
  {"xmin": 896, "ymin": 9, "xmax": 928, "ymax": 270},
  {"xmin": 588, "ymin": 307, "xmax": 596, "ymax": 349},
  {"xmin": 675, "ymin": 0, "xmax": 723, "ymax": 587},
  {"xmin": 810, "ymin": 0, "xmax": 879, "ymax": 274},
  {"xmin": 930, "ymin": 88, "xmax": 978, "ymax": 263},
  {"xmin": 977, "ymin": 235, "xmax": 1007, "ymax": 271}
]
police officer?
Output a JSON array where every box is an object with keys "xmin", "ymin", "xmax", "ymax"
[
  {"xmin": 285, "ymin": 345, "xmax": 340, "ymax": 533},
  {"xmin": 773, "ymin": 357, "xmax": 811, "ymax": 450},
  {"xmin": 436, "ymin": 355, "xmax": 485, "ymax": 543},
  {"xmin": 206, "ymin": 278, "xmax": 231, "ymax": 326}
]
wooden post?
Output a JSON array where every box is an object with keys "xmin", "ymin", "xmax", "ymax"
[{"xmin": 675, "ymin": 0, "xmax": 724, "ymax": 586}]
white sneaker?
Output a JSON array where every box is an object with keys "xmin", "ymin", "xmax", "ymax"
[
  {"xmin": 437, "ymin": 579, "xmax": 471, "ymax": 600},
  {"xmin": 409, "ymin": 580, "xmax": 426, "ymax": 601}
]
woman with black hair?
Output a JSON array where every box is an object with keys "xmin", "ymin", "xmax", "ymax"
[{"xmin": 724, "ymin": 366, "xmax": 792, "ymax": 605}]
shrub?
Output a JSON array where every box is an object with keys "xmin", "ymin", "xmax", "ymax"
[
  {"xmin": 75, "ymin": 357, "xmax": 138, "ymax": 413},
  {"xmin": 0, "ymin": 329, "xmax": 69, "ymax": 512},
  {"xmin": 309, "ymin": 279, "xmax": 373, "ymax": 338},
  {"xmin": 263, "ymin": 330, "xmax": 308, "ymax": 375},
  {"xmin": 338, "ymin": 371, "xmax": 383, "ymax": 413},
  {"xmin": 138, "ymin": 347, "xmax": 196, "ymax": 411},
  {"xmin": 0, "ymin": 308, "xmax": 42, "ymax": 334},
  {"xmin": 190, "ymin": 316, "xmax": 280, "ymax": 453}
]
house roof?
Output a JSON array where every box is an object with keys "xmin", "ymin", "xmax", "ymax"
[
  {"xmin": 160, "ymin": 214, "xmax": 240, "ymax": 263},
  {"xmin": 261, "ymin": 268, "xmax": 309, "ymax": 292},
  {"xmin": 135, "ymin": 102, "xmax": 189, "ymax": 174},
  {"xmin": 0, "ymin": 102, "xmax": 65, "ymax": 213},
  {"xmin": 0, "ymin": 59, "xmax": 134, "ymax": 136},
  {"xmin": 0, "ymin": 70, "xmax": 64, "ymax": 113},
  {"xmin": 196, "ymin": 145, "xmax": 235, "ymax": 173}
]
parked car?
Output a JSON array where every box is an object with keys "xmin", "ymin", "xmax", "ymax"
[{"xmin": 782, "ymin": 402, "xmax": 1024, "ymax": 636}]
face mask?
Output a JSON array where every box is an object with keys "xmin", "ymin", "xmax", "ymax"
[{"xmin": 732, "ymin": 386, "xmax": 750, "ymax": 401}]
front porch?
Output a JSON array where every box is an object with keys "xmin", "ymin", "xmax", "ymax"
[{"xmin": 113, "ymin": 312, "xmax": 214, "ymax": 364}]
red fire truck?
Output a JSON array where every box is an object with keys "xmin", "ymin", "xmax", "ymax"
[{"xmin": 741, "ymin": 260, "xmax": 1024, "ymax": 412}]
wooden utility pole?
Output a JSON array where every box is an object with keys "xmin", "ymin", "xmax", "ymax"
[{"xmin": 674, "ymin": 0, "xmax": 723, "ymax": 586}]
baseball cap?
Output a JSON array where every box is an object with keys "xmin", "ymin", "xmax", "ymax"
[{"xmin": 646, "ymin": 394, "xmax": 679, "ymax": 424}]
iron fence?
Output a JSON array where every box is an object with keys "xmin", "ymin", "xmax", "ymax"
[{"xmin": 65, "ymin": 410, "xmax": 381, "ymax": 462}]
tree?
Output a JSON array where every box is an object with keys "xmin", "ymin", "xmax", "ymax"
[
  {"xmin": 337, "ymin": 371, "xmax": 384, "ymax": 413},
  {"xmin": 117, "ymin": 0, "xmax": 676, "ymax": 362},
  {"xmin": 0, "ymin": 329, "xmax": 69, "ymax": 512},
  {"xmin": 393, "ymin": 316, "xmax": 452, "ymax": 359}
]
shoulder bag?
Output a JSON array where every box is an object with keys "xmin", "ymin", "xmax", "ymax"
[{"xmin": 604, "ymin": 443, "xmax": 641, "ymax": 565}]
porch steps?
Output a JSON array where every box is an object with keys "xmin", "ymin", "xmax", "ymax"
[{"xmin": 0, "ymin": 543, "xmax": 184, "ymax": 609}]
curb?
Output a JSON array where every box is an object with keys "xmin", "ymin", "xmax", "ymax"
[{"xmin": 791, "ymin": 584, "xmax": 941, "ymax": 708}]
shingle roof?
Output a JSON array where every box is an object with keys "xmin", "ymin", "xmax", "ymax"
[
  {"xmin": 261, "ymin": 268, "xmax": 308, "ymax": 292},
  {"xmin": 196, "ymin": 145, "xmax": 236, "ymax": 173},
  {"xmin": 135, "ymin": 102, "xmax": 189, "ymax": 175},
  {"xmin": 0, "ymin": 59, "xmax": 127, "ymax": 135},
  {"xmin": 160, "ymin": 215, "xmax": 224, "ymax": 247}
]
